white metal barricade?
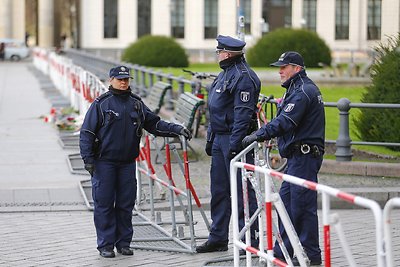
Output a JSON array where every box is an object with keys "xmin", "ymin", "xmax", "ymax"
[
  {"xmin": 33, "ymin": 48, "xmax": 107, "ymax": 118},
  {"xmin": 134, "ymin": 134, "xmax": 211, "ymax": 253},
  {"xmin": 32, "ymin": 47, "xmax": 49, "ymax": 75},
  {"xmin": 230, "ymin": 142, "xmax": 385, "ymax": 267},
  {"xmin": 383, "ymin": 197, "xmax": 400, "ymax": 267}
]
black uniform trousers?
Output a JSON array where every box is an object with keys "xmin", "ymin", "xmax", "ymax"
[
  {"xmin": 273, "ymin": 153, "xmax": 323, "ymax": 261},
  {"xmin": 91, "ymin": 160, "xmax": 136, "ymax": 251},
  {"xmin": 208, "ymin": 134, "xmax": 259, "ymax": 246}
]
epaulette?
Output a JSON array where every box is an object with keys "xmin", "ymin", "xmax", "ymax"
[
  {"xmin": 238, "ymin": 61, "xmax": 249, "ymax": 74},
  {"xmin": 130, "ymin": 92, "xmax": 142, "ymax": 101},
  {"xmin": 95, "ymin": 91, "xmax": 112, "ymax": 102}
]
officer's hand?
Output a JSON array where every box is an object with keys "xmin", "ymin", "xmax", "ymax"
[
  {"xmin": 242, "ymin": 133, "xmax": 261, "ymax": 148},
  {"xmin": 205, "ymin": 141, "xmax": 213, "ymax": 156},
  {"xmin": 228, "ymin": 149, "xmax": 238, "ymax": 160},
  {"xmin": 84, "ymin": 163, "xmax": 95, "ymax": 176},
  {"xmin": 179, "ymin": 127, "xmax": 192, "ymax": 141}
]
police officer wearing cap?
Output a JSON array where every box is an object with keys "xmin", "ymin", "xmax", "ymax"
[
  {"xmin": 80, "ymin": 65, "xmax": 192, "ymax": 258},
  {"xmin": 196, "ymin": 35, "xmax": 261, "ymax": 253},
  {"xmin": 242, "ymin": 51, "xmax": 324, "ymax": 265}
]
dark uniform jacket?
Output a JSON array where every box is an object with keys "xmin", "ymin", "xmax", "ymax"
[
  {"xmin": 255, "ymin": 69, "xmax": 325, "ymax": 157},
  {"xmin": 80, "ymin": 88, "xmax": 183, "ymax": 164},
  {"xmin": 207, "ymin": 55, "xmax": 261, "ymax": 152}
]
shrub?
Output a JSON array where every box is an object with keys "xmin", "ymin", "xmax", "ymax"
[
  {"xmin": 246, "ymin": 28, "xmax": 331, "ymax": 68},
  {"xmin": 122, "ymin": 35, "xmax": 189, "ymax": 67},
  {"xmin": 354, "ymin": 34, "xmax": 400, "ymax": 151}
]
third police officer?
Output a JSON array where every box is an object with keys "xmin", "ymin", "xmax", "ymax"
[{"xmin": 242, "ymin": 51, "xmax": 325, "ymax": 265}]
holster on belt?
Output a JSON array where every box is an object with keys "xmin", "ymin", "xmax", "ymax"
[{"xmin": 290, "ymin": 142, "xmax": 323, "ymax": 157}]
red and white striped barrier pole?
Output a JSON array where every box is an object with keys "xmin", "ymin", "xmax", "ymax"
[
  {"xmin": 180, "ymin": 136, "xmax": 196, "ymax": 251},
  {"xmin": 383, "ymin": 197, "xmax": 400, "ymax": 267},
  {"xmin": 230, "ymin": 142, "xmax": 385, "ymax": 267}
]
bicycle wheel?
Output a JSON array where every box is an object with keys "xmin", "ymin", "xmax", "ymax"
[
  {"xmin": 265, "ymin": 138, "xmax": 287, "ymax": 172},
  {"xmin": 192, "ymin": 108, "xmax": 202, "ymax": 138}
]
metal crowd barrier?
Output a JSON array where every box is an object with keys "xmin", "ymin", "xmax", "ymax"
[
  {"xmin": 229, "ymin": 142, "xmax": 387, "ymax": 267},
  {"xmin": 33, "ymin": 47, "xmax": 107, "ymax": 117},
  {"xmin": 126, "ymin": 133, "xmax": 211, "ymax": 253},
  {"xmin": 383, "ymin": 197, "xmax": 400, "ymax": 267}
]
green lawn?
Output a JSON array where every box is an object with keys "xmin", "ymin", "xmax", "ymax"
[{"xmin": 155, "ymin": 65, "xmax": 400, "ymax": 159}]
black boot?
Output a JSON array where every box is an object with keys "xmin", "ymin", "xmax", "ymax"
[
  {"xmin": 196, "ymin": 241, "xmax": 228, "ymax": 253},
  {"xmin": 98, "ymin": 248, "xmax": 115, "ymax": 258},
  {"xmin": 117, "ymin": 247, "xmax": 134, "ymax": 256}
]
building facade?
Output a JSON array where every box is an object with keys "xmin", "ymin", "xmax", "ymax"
[{"xmin": 1, "ymin": 0, "xmax": 399, "ymax": 62}]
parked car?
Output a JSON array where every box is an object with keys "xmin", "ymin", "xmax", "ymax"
[{"xmin": 0, "ymin": 38, "xmax": 30, "ymax": 61}]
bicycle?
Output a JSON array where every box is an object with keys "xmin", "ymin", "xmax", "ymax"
[
  {"xmin": 256, "ymin": 94, "xmax": 288, "ymax": 172},
  {"xmin": 182, "ymin": 69, "xmax": 217, "ymax": 138}
]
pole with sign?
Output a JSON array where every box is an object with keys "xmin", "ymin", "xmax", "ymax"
[{"xmin": 237, "ymin": 0, "xmax": 245, "ymax": 41}]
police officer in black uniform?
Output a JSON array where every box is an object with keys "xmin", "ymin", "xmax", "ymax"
[
  {"xmin": 196, "ymin": 35, "xmax": 261, "ymax": 253},
  {"xmin": 242, "ymin": 51, "xmax": 325, "ymax": 265},
  {"xmin": 80, "ymin": 66, "xmax": 191, "ymax": 258}
]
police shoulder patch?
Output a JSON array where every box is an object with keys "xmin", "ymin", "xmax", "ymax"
[
  {"xmin": 240, "ymin": 91, "xmax": 250, "ymax": 102},
  {"xmin": 284, "ymin": 103, "xmax": 295, "ymax": 112}
]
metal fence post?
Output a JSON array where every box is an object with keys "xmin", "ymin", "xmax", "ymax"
[
  {"xmin": 148, "ymin": 68, "xmax": 154, "ymax": 89},
  {"xmin": 155, "ymin": 71, "xmax": 163, "ymax": 81},
  {"xmin": 132, "ymin": 65, "xmax": 140, "ymax": 94},
  {"xmin": 335, "ymin": 98, "xmax": 353, "ymax": 161},
  {"xmin": 165, "ymin": 73, "xmax": 174, "ymax": 110},
  {"xmin": 177, "ymin": 76, "xmax": 185, "ymax": 95},
  {"xmin": 140, "ymin": 67, "xmax": 147, "ymax": 97}
]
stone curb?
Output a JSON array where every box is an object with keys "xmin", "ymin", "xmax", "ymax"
[{"xmin": 321, "ymin": 159, "xmax": 400, "ymax": 178}]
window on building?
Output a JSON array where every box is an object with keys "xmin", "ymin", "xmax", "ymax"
[
  {"xmin": 367, "ymin": 0, "xmax": 381, "ymax": 40},
  {"xmin": 303, "ymin": 0, "xmax": 317, "ymax": 31},
  {"xmin": 104, "ymin": 0, "xmax": 118, "ymax": 38},
  {"xmin": 138, "ymin": 0, "xmax": 151, "ymax": 38},
  {"xmin": 335, "ymin": 0, "xmax": 349, "ymax": 40},
  {"xmin": 171, "ymin": 0, "xmax": 184, "ymax": 38},
  {"xmin": 262, "ymin": 0, "xmax": 292, "ymax": 33},
  {"xmin": 204, "ymin": 0, "xmax": 218, "ymax": 39}
]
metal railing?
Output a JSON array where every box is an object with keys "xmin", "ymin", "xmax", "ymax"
[
  {"xmin": 324, "ymin": 99, "xmax": 400, "ymax": 161},
  {"xmin": 61, "ymin": 49, "xmax": 400, "ymax": 161}
]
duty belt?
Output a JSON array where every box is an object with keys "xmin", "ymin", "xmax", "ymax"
[{"xmin": 290, "ymin": 143, "xmax": 323, "ymax": 158}]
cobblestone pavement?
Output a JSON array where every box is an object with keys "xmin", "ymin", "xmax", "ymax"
[
  {"xmin": 0, "ymin": 209, "xmax": 399, "ymax": 266},
  {"xmin": 0, "ymin": 61, "xmax": 399, "ymax": 267}
]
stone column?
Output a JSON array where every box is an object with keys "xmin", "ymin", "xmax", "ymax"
[
  {"xmin": 38, "ymin": 0, "xmax": 54, "ymax": 48},
  {"xmin": 11, "ymin": 0, "xmax": 25, "ymax": 40},
  {"xmin": 0, "ymin": 0, "xmax": 12, "ymax": 38}
]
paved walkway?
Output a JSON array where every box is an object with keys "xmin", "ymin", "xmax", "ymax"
[{"xmin": 0, "ymin": 61, "xmax": 399, "ymax": 266}]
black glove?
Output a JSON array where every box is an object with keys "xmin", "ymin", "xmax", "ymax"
[
  {"xmin": 205, "ymin": 141, "xmax": 213, "ymax": 156},
  {"xmin": 84, "ymin": 163, "xmax": 95, "ymax": 176},
  {"xmin": 228, "ymin": 149, "xmax": 239, "ymax": 160},
  {"xmin": 242, "ymin": 133, "xmax": 261, "ymax": 148},
  {"xmin": 179, "ymin": 126, "xmax": 192, "ymax": 140}
]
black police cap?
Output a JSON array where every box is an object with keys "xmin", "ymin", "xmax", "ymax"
[
  {"xmin": 270, "ymin": 51, "xmax": 304, "ymax": 67},
  {"xmin": 216, "ymin": 35, "xmax": 246, "ymax": 52},
  {"xmin": 109, "ymin": 65, "xmax": 133, "ymax": 79}
]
